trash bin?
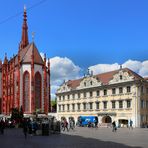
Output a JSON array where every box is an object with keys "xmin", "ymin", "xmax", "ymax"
[{"xmin": 42, "ymin": 123, "xmax": 49, "ymax": 136}]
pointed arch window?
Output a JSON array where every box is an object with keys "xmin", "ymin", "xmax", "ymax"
[
  {"xmin": 35, "ymin": 72, "xmax": 42, "ymax": 111},
  {"xmin": 23, "ymin": 71, "xmax": 30, "ymax": 112}
]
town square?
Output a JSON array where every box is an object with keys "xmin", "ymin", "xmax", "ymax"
[{"xmin": 0, "ymin": 0, "xmax": 148, "ymax": 148}]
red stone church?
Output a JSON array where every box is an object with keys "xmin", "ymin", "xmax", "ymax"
[{"xmin": 0, "ymin": 7, "xmax": 51, "ymax": 115}]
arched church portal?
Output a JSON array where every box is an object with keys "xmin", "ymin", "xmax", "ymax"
[
  {"xmin": 35, "ymin": 72, "xmax": 42, "ymax": 111},
  {"xmin": 102, "ymin": 116, "xmax": 112, "ymax": 123}
]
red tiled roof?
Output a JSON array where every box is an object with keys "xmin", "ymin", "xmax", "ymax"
[
  {"xmin": 22, "ymin": 42, "xmax": 44, "ymax": 65},
  {"xmin": 4, "ymin": 42, "xmax": 44, "ymax": 67},
  {"xmin": 13, "ymin": 42, "xmax": 44, "ymax": 65},
  {"xmin": 67, "ymin": 79, "xmax": 82, "ymax": 89},
  {"xmin": 65, "ymin": 68, "xmax": 144, "ymax": 89}
]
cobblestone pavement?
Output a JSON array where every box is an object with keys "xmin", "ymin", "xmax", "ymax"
[{"xmin": 0, "ymin": 127, "xmax": 147, "ymax": 148}]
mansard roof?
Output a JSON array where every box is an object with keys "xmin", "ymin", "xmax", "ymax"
[{"xmin": 64, "ymin": 68, "xmax": 144, "ymax": 90}]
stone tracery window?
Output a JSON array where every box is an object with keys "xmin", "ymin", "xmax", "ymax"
[
  {"xmin": 23, "ymin": 71, "xmax": 30, "ymax": 112},
  {"xmin": 35, "ymin": 72, "xmax": 42, "ymax": 111}
]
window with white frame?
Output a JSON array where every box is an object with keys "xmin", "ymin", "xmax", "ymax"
[
  {"xmin": 104, "ymin": 89, "xmax": 107, "ymax": 96},
  {"xmin": 141, "ymin": 100, "xmax": 144, "ymax": 108},
  {"xmin": 96, "ymin": 90, "xmax": 100, "ymax": 96},
  {"xmin": 59, "ymin": 105, "xmax": 61, "ymax": 111},
  {"xmin": 89, "ymin": 102, "xmax": 93, "ymax": 110},
  {"xmin": 63, "ymin": 96, "xmax": 65, "ymax": 101},
  {"xmin": 127, "ymin": 86, "xmax": 131, "ymax": 93},
  {"xmin": 84, "ymin": 92, "xmax": 86, "ymax": 98},
  {"xmin": 103, "ymin": 101, "xmax": 107, "ymax": 109},
  {"xmin": 127, "ymin": 100, "xmax": 131, "ymax": 108},
  {"xmin": 77, "ymin": 103, "xmax": 80, "ymax": 110},
  {"xmin": 72, "ymin": 94, "xmax": 75, "ymax": 99},
  {"xmin": 67, "ymin": 104, "xmax": 70, "ymax": 111},
  {"xmin": 112, "ymin": 101, "xmax": 116, "ymax": 109},
  {"xmin": 90, "ymin": 91, "xmax": 93, "ymax": 97},
  {"xmin": 78, "ymin": 93, "xmax": 80, "ymax": 99},
  {"xmin": 72, "ymin": 104, "xmax": 75, "ymax": 111},
  {"xmin": 96, "ymin": 102, "xmax": 99, "ymax": 109},
  {"xmin": 83, "ymin": 103, "xmax": 86, "ymax": 110},
  {"xmin": 63, "ymin": 104, "xmax": 65, "ymax": 111},
  {"xmin": 119, "ymin": 87, "xmax": 123, "ymax": 94},
  {"xmin": 112, "ymin": 88, "xmax": 116, "ymax": 95},
  {"xmin": 119, "ymin": 101, "xmax": 123, "ymax": 108}
]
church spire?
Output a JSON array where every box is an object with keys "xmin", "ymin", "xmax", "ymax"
[{"xmin": 19, "ymin": 6, "xmax": 29, "ymax": 51}]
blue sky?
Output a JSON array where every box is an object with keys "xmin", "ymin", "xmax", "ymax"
[
  {"xmin": 0, "ymin": 0, "xmax": 148, "ymax": 68},
  {"xmin": 1, "ymin": 0, "xmax": 148, "ymax": 98}
]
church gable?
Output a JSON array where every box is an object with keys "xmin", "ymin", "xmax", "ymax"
[{"xmin": 21, "ymin": 42, "xmax": 44, "ymax": 65}]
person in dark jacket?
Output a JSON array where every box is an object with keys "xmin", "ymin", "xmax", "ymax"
[
  {"xmin": 0, "ymin": 119, "xmax": 5, "ymax": 135},
  {"xmin": 112, "ymin": 121, "xmax": 117, "ymax": 132}
]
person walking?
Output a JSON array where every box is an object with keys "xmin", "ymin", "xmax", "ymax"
[
  {"xmin": 0, "ymin": 119, "xmax": 5, "ymax": 135},
  {"xmin": 129, "ymin": 119, "xmax": 133, "ymax": 130},
  {"xmin": 112, "ymin": 121, "xmax": 117, "ymax": 132},
  {"xmin": 94, "ymin": 117, "xmax": 98, "ymax": 128},
  {"xmin": 63, "ymin": 119, "xmax": 69, "ymax": 132},
  {"xmin": 69, "ymin": 119, "xmax": 74, "ymax": 131}
]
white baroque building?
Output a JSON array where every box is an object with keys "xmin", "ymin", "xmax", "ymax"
[{"xmin": 56, "ymin": 68, "xmax": 148, "ymax": 127}]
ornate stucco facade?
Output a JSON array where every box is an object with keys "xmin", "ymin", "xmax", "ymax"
[
  {"xmin": 56, "ymin": 68, "xmax": 148, "ymax": 127},
  {"xmin": 0, "ymin": 7, "xmax": 51, "ymax": 115}
]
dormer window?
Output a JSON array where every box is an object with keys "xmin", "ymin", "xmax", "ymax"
[
  {"xmin": 84, "ymin": 82, "xmax": 86, "ymax": 87},
  {"xmin": 90, "ymin": 81, "xmax": 93, "ymax": 85},
  {"xmin": 120, "ymin": 75, "xmax": 122, "ymax": 80}
]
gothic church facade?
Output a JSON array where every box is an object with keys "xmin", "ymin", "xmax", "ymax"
[{"xmin": 0, "ymin": 7, "xmax": 51, "ymax": 115}]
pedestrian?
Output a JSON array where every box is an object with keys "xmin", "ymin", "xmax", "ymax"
[
  {"xmin": 94, "ymin": 117, "xmax": 98, "ymax": 128},
  {"xmin": 112, "ymin": 121, "xmax": 117, "ymax": 132},
  {"xmin": 0, "ymin": 119, "xmax": 5, "ymax": 135},
  {"xmin": 63, "ymin": 119, "xmax": 69, "ymax": 132},
  {"xmin": 129, "ymin": 119, "xmax": 133, "ymax": 130},
  {"xmin": 69, "ymin": 119, "xmax": 74, "ymax": 131}
]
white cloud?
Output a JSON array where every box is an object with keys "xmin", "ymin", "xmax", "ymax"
[
  {"xmin": 50, "ymin": 56, "xmax": 81, "ymax": 99},
  {"xmin": 89, "ymin": 63, "xmax": 119, "ymax": 75},
  {"xmin": 122, "ymin": 59, "xmax": 142, "ymax": 73},
  {"xmin": 139, "ymin": 61, "xmax": 148, "ymax": 76},
  {"xmin": 89, "ymin": 59, "xmax": 148, "ymax": 78}
]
